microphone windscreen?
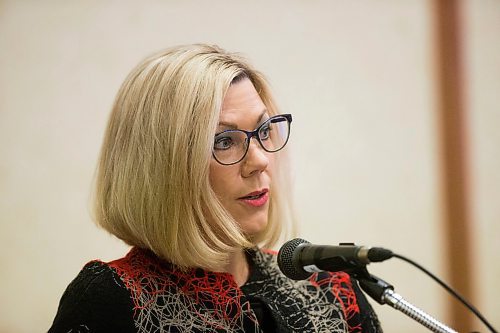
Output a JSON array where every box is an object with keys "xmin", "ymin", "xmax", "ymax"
[{"xmin": 277, "ymin": 238, "xmax": 313, "ymax": 280}]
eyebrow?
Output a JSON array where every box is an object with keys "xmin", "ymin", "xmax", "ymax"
[{"xmin": 217, "ymin": 109, "xmax": 268, "ymax": 130}]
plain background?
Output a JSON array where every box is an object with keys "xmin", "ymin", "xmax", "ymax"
[{"xmin": 0, "ymin": 1, "xmax": 498, "ymax": 332}]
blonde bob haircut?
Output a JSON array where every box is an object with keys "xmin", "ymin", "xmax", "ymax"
[{"xmin": 94, "ymin": 44, "xmax": 295, "ymax": 271}]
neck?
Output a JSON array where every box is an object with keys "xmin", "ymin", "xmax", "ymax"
[{"xmin": 226, "ymin": 249, "xmax": 250, "ymax": 287}]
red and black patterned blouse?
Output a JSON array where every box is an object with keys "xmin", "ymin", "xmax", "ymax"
[{"xmin": 49, "ymin": 247, "xmax": 382, "ymax": 332}]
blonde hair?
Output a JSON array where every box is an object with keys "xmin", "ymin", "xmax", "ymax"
[{"xmin": 93, "ymin": 44, "xmax": 295, "ymax": 271}]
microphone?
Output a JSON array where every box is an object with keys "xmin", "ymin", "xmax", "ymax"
[{"xmin": 277, "ymin": 238, "xmax": 393, "ymax": 280}]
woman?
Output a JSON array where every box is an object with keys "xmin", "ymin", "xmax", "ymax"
[{"xmin": 49, "ymin": 44, "xmax": 382, "ymax": 332}]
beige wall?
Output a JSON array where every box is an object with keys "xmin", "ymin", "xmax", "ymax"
[
  {"xmin": 0, "ymin": 1, "xmax": 498, "ymax": 332},
  {"xmin": 463, "ymin": 0, "xmax": 500, "ymax": 324}
]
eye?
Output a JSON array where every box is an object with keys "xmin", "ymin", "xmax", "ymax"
[
  {"xmin": 214, "ymin": 135, "xmax": 234, "ymax": 150},
  {"xmin": 259, "ymin": 123, "xmax": 271, "ymax": 140}
]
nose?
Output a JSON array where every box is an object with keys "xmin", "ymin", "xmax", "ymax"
[{"xmin": 241, "ymin": 138, "xmax": 269, "ymax": 177}]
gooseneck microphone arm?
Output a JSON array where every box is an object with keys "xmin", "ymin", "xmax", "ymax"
[{"xmin": 350, "ymin": 268, "xmax": 458, "ymax": 333}]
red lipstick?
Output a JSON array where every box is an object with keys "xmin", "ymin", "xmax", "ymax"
[{"xmin": 238, "ymin": 189, "xmax": 269, "ymax": 207}]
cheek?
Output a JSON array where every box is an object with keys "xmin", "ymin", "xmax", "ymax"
[{"xmin": 209, "ymin": 162, "xmax": 239, "ymax": 198}]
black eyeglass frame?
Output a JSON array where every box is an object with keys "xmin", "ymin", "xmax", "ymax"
[{"xmin": 212, "ymin": 113, "xmax": 293, "ymax": 166}]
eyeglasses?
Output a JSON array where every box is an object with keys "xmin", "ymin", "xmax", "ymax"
[{"xmin": 212, "ymin": 114, "xmax": 292, "ymax": 165}]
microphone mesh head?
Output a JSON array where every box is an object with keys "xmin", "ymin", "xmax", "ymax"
[{"xmin": 278, "ymin": 238, "xmax": 313, "ymax": 280}]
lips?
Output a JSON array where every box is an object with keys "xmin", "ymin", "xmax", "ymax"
[
  {"xmin": 238, "ymin": 189, "xmax": 269, "ymax": 207},
  {"xmin": 240, "ymin": 189, "xmax": 267, "ymax": 199}
]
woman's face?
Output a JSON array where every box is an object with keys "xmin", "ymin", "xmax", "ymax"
[{"xmin": 209, "ymin": 78, "xmax": 274, "ymax": 236}]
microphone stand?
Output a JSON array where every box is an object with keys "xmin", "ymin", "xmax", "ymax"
[{"xmin": 349, "ymin": 267, "xmax": 459, "ymax": 333}]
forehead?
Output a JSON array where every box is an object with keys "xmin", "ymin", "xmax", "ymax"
[{"xmin": 219, "ymin": 78, "xmax": 266, "ymax": 124}]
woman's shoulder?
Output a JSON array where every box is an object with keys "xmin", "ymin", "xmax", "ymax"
[
  {"xmin": 60, "ymin": 260, "xmax": 131, "ymax": 306},
  {"xmin": 48, "ymin": 257, "xmax": 136, "ymax": 332}
]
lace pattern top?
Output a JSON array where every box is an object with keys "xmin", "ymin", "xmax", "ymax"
[{"xmin": 49, "ymin": 247, "xmax": 383, "ymax": 333}]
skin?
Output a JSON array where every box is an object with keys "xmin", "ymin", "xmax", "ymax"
[{"xmin": 209, "ymin": 78, "xmax": 275, "ymax": 285}]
